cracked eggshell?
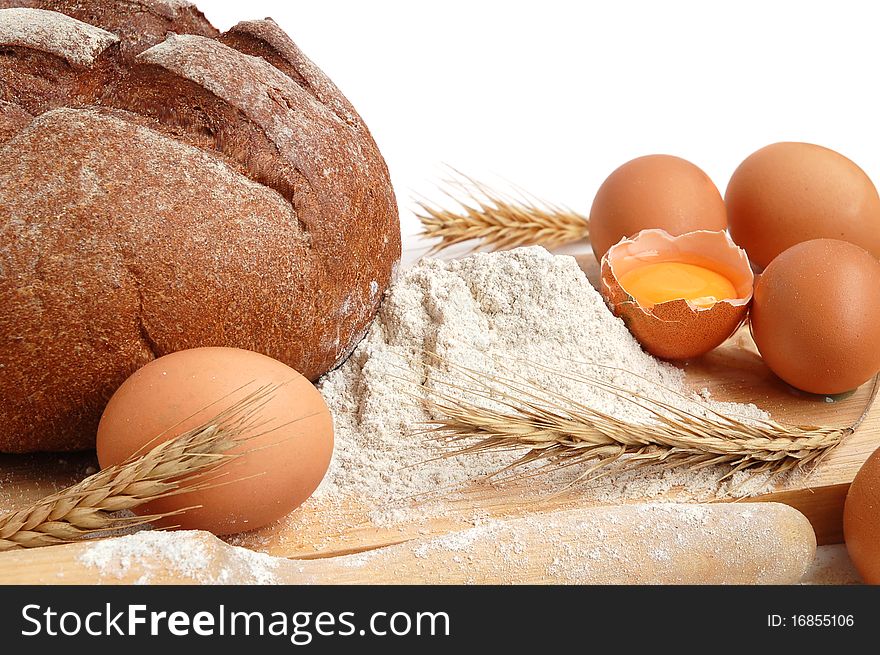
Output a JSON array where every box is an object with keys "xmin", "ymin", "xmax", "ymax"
[{"xmin": 600, "ymin": 229, "xmax": 753, "ymax": 360}]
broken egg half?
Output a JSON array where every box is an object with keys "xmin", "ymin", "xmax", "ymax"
[{"xmin": 600, "ymin": 229, "xmax": 753, "ymax": 360}]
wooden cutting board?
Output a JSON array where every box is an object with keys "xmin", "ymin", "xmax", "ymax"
[{"xmin": 0, "ymin": 247, "xmax": 876, "ymax": 580}]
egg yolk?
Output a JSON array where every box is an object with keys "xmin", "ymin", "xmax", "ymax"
[{"xmin": 618, "ymin": 261, "xmax": 737, "ymax": 308}]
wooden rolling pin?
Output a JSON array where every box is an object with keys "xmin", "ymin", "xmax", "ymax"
[{"xmin": 0, "ymin": 503, "xmax": 816, "ymax": 584}]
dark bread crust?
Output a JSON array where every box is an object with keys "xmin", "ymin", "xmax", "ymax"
[
  {"xmin": 0, "ymin": 99, "xmax": 30, "ymax": 143},
  {"xmin": 220, "ymin": 19, "xmax": 362, "ymax": 129},
  {"xmin": 0, "ymin": 2, "xmax": 400, "ymax": 452},
  {"xmin": 0, "ymin": 0, "xmax": 218, "ymax": 58}
]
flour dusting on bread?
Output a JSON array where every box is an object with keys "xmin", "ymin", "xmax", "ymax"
[{"xmin": 0, "ymin": 7, "xmax": 119, "ymax": 66}]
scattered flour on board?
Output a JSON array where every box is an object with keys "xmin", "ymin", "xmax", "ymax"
[
  {"xmin": 315, "ymin": 247, "xmax": 783, "ymax": 524},
  {"xmin": 78, "ymin": 531, "xmax": 279, "ymax": 584}
]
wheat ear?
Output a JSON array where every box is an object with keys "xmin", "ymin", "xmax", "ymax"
[
  {"xmin": 416, "ymin": 171, "xmax": 589, "ymax": 253},
  {"xmin": 419, "ymin": 359, "xmax": 873, "ymax": 479},
  {"xmin": 0, "ymin": 384, "xmax": 278, "ymax": 551}
]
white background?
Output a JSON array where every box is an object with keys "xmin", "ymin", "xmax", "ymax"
[{"xmin": 198, "ymin": 0, "xmax": 880, "ymax": 242}]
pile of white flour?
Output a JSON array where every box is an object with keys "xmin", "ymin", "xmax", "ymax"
[{"xmin": 316, "ymin": 247, "xmax": 773, "ymax": 515}]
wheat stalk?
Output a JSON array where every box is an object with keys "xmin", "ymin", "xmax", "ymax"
[
  {"xmin": 416, "ymin": 171, "xmax": 589, "ymax": 253},
  {"xmin": 0, "ymin": 384, "xmax": 278, "ymax": 551},
  {"xmin": 419, "ymin": 359, "xmax": 874, "ymax": 480}
]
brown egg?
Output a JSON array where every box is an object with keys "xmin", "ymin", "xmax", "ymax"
[
  {"xmin": 601, "ymin": 229, "xmax": 753, "ymax": 360},
  {"xmin": 726, "ymin": 142, "xmax": 880, "ymax": 269},
  {"xmin": 750, "ymin": 239, "xmax": 880, "ymax": 394},
  {"xmin": 589, "ymin": 154, "xmax": 728, "ymax": 262},
  {"xmin": 96, "ymin": 347, "xmax": 333, "ymax": 535},
  {"xmin": 844, "ymin": 446, "xmax": 880, "ymax": 583}
]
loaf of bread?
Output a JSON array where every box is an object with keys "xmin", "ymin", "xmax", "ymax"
[{"xmin": 0, "ymin": 1, "xmax": 400, "ymax": 452}]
